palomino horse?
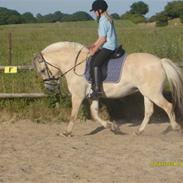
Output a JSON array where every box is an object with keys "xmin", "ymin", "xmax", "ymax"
[{"xmin": 33, "ymin": 42, "xmax": 183, "ymax": 136}]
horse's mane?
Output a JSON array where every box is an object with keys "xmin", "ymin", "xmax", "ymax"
[{"xmin": 42, "ymin": 41, "xmax": 87, "ymax": 54}]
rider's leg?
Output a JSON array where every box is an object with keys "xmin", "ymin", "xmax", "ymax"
[{"xmin": 90, "ymin": 48, "xmax": 114, "ymax": 99}]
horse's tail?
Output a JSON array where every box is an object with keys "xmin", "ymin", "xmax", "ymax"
[{"xmin": 161, "ymin": 58, "xmax": 183, "ymax": 115}]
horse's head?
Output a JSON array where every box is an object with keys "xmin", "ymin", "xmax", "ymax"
[{"xmin": 32, "ymin": 53, "xmax": 61, "ymax": 94}]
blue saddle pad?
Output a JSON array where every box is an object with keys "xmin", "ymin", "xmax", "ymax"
[{"xmin": 85, "ymin": 54, "xmax": 127, "ymax": 83}]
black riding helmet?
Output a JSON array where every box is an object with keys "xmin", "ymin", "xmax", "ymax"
[{"xmin": 90, "ymin": 0, "xmax": 108, "ymax": 12}]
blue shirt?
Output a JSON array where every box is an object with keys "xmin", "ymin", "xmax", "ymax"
[{"xmin": 98, "ymin": 15, "xmax": 118, "ymax": 51}]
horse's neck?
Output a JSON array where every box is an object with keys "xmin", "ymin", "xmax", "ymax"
[{"xmin": 57, "ymin": 47, "xmax": 89, "ymax": 81}]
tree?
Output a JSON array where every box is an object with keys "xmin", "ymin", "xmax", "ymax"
[
  {"xmin": 52, "ymin": 11, "xmax": 64, "ymax": 22},
  {"xmin": 111, "ymin": 13, "xmax": 120, "ymax": 20},
  {"xmin": 121, "ymin": 11, "xmax": 146, "ymax": 24},
  {"xmin": 61, "ymin": 11, "xmax": 93, "ymax": 22},
  {"xmin": 22, "ymin": 12, "xmax": 36, "ymax": 23},
  {"xmin": 36, "ymin": 11, "xmax": 93, "ymax": 23},
  {"xmin": 0, "ymin": 7, "xmax": 93, "ymax": 25},
  {"xmin": 156, "ymin": 12, "xmax": 168, "ymax": 27},
  {"xmin": 70, "ymin": 11, "xmax": 93, "ymax": 21},
  {"xmin": 120, "ymin": 1, "xmax": 148, "ymax": 24},
  {"xmin": 36, "ymin": 13, "xmax": 45, "ymax": 23},
  {"xmin": 7, "ymin": 15, "xmax": 22, "ymax": 24},
  {"xmin": 0, "ymin": 7, "xmax": 23, "ymax": 25},
  {"xmin": 0, "ymin": 7, "xmax": 9, "ymax": 24},
  {"xmin": 130, "ymin": 1, "xmax": 149, "ymax": 15},
  {"xmin": 36, "ymin": 13, "xmax": 53, "ymax": 23},
  {"xmin": 164, "ymin": 1, "xmax": 183, "ymax": 19}
]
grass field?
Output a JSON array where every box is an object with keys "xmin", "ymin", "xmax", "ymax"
[{"xmin": 0, "ymin": 20, "xmax": 183, "ymax": 121}]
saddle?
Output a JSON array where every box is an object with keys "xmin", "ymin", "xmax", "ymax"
[
  {"xmin": 85, "ymin": 46, "xmax": 126, "ymax": 83},
  {"xmin": 112, "ymin": 45, "xmax": 125, "ymax": 59}
]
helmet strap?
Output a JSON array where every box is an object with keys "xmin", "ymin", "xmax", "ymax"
[{"xmin": 96, "ymin": 10, "xmax": 101, "ymax": 23}]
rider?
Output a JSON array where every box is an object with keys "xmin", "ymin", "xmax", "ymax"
[{"xmin": 89, "ymin": 0, "xmax": 118, "ymax": 99}]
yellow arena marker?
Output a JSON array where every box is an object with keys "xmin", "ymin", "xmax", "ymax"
[{"xmin": 4, "ymin": 66, "xmax": 17, "ymax": 74}]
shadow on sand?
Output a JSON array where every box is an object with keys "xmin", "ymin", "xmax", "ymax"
[{"xmin": 83, "ymin": 91, "xmax": 183, "ymax": 127}]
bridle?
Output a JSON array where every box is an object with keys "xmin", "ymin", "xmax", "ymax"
[
  {"xmin": 35, "ymin": 47, "xmax": 90, "ymax": 87},
  {"xmin": 38, "ymin": 53, "xmax": 61, "ymax": 87}
]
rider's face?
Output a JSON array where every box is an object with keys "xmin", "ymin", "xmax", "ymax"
[{"xmin": 94, "ymin": 9, "xmax": 102, "ymax": 17}]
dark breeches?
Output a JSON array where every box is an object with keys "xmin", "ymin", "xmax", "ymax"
[{"xmin": 90, "ymin": 48, "xmax": 114, "ymax": 79}]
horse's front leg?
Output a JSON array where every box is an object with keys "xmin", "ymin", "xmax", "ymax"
[
  {"xmin": 63, "ymin": 95, "xmax": 83, "ymax": 136},
  {"xmin": 90, "ymin": 100, "xmax": 118, "ymax": 132}
]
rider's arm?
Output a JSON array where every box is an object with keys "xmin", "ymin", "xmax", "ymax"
[{"xmin": 89, "ymin": 36, "xmax": 106, "ymax": 55}]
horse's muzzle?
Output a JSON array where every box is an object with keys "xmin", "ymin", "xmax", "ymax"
[{"xmin": 44, "ymin": 81, "xmax": 60, "ymax": 94}]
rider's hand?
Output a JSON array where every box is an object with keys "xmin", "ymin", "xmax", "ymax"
[{"xmin": 89, "ymin": 45, "xmax": 98, "ymax": 55}]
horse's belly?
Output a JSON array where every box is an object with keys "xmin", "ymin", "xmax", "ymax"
[{"xmin": 103, "ymin": 83, "xmax": 138, "ymax": 98}]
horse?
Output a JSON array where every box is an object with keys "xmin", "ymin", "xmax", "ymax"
[{"xmin": 33, "ymin": 41, "xmax": 183, "ymax": 136}]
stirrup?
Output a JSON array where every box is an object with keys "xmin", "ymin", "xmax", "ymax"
[{"xmin": 89, "ymin": 90, "xmax": 103, "ymax": 100}]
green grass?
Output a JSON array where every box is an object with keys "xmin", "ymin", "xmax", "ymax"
[
  {"xmin": 1, "ymin": 20, "xmax": 183, "ymax": 65},
  {"xmin": 0, "ymin": 20, "xmax": 183, "ymax": 121}
]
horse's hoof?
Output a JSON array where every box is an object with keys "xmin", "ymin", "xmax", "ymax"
[
  {"xmin": 134, "ymin": 130, "xmax": 143, "ymax": 136},
  {"xmin": 106, "ymin": 122, "xmax": 112, "ymax": 129},
  {"xmin": 162, "ymin": 126, "xmax": 172, "ymax": 135},
  {"xmin": 106, "ymin": 122, "xmax": 122, "ymax": 134},
  {"xmin": 106, "ymin": 122, "xmax": 116, "ymax": 131},
  {"xmin": 162, "ymin": 125, "xmax": 182, "ymax": 135},
  {"xmin": 172, "ymin": 124, "xmax": 182, "ymax": 133}
]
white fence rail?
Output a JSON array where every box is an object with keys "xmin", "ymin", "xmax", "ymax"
[{"xmin": 0, "ymin": 93, "xmax": 47, "ymax": 99}]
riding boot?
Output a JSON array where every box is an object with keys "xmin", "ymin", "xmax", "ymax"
[{"xmin": 90, "ymin": 67, "xmax": 103, "ymax": 100}]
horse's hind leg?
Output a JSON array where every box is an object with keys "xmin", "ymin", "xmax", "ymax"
[
  {"xmin": 147, "ymin": 93, "xmax": 181, "ymax": 131},
  {"xmin": 136, "ymin": 97, "xmax": 154, "ymax": 135},
  {"xmin": 90, "ymin": 100, "xmax": 118, "ymax": 131}
]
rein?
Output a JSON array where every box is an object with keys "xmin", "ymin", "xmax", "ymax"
[{"xmin": 73, "ymin": 47, "xmax": 90, "ymax": 77}]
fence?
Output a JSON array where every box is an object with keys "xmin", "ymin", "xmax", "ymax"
[
  {"xmin": 0, "ymin": 33, "xmax": 47, "ymax": 98},
  {"xmin": 0, "ymin": 65, "xmax": 47, "ymax": 98}
]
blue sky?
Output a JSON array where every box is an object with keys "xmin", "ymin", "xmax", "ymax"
[{"xmin": 0, "ymin": 0, "xmax": 172, "ymax": 17}]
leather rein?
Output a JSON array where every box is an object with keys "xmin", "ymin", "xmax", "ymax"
[{"xmin": 38, "ymin": 47, "xmax": 90, "ymax": 84}]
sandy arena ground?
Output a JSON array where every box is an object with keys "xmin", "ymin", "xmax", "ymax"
[{"xmin": 0, "ymin": 118, "xmax": 183, "ymax": 183}]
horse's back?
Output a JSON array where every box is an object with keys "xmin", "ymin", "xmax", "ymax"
[
  {"xmin": 123, "ymin": 53, "xmax": 166, "ymax": 86},
  {"xmin": 125, "ymin": 53, "xmax": 160, "ymax": 65},
  {"xmin": 124, "ymin": 53, "xmax": 163, "ymax": 72}
]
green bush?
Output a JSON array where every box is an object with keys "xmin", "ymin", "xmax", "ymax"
[
  {"xmin": 111, "ymin": 13, "xmax": 120, "ymax": 20},
  {"xmin": 148, "ymin": 15, "xmax": 157, "ymax": 22},
  {"xmin": 121, "ymin": 12, "xmax": 145, "ymax": 24},
  {"xmin": 180, "ymin": 12, "xmax": 183, "ymax": 24},
  {"xmin": 165, "ymin": 1, "xmax": 183, "ymax": 19},
  {"xmin": 156, "ymin": 13, "xmax": 168, "ymax": 27}
]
